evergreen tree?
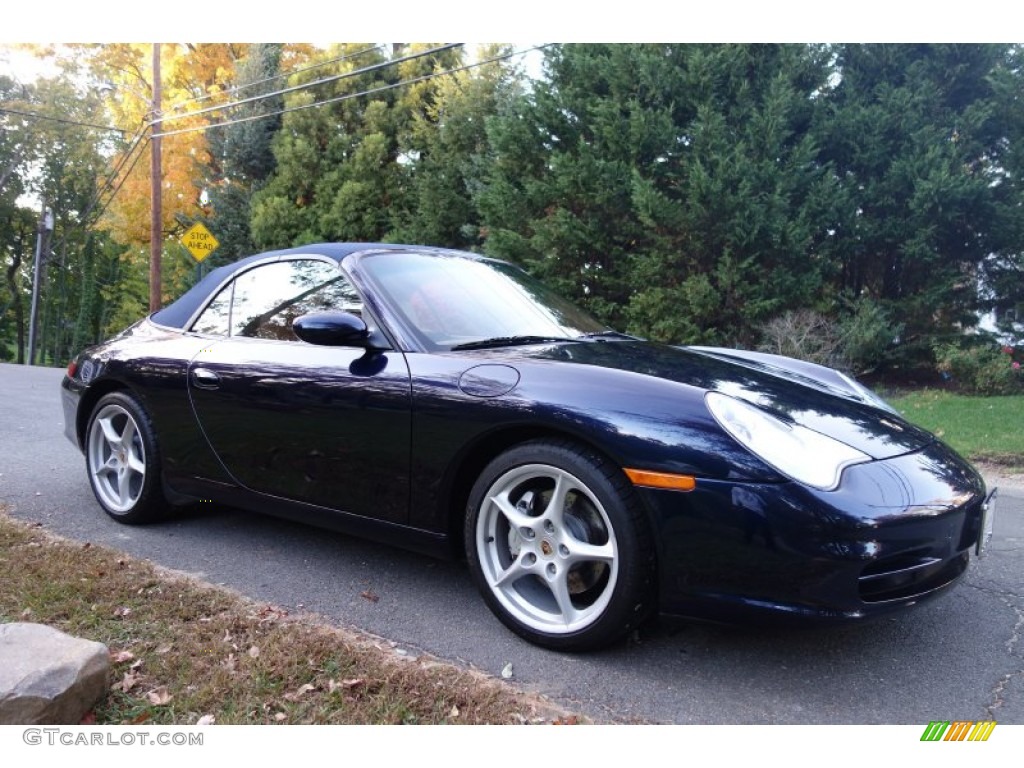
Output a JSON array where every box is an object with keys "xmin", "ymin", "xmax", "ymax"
[
  {"xmin": 626, "ymin": 44, "xmax": 836, "ymax": 345},
  {"xmin": 476, "ymin": 44, "xmax": 835, "ymax": 340},
  {"xmin": 389, "ymin": 45, "xmax": 522, "ymax": 249},
  {"xmin": 978, "ymin": 44, "xmax": 1024, "ymax": 338},
  {"xmin": 476, "ymin": 44, "xmax": 656, "ymax": 328},
  {"xmin": 251, "ymin": 44, "xmax": 463, "ymax": 248},
  {"xmin": 203, "ymin": 43, "xmax": 284, "ymax": 265},
  {"xmin": 817, "ymin": 44, "xmax": 1017, "ymax": 363}
]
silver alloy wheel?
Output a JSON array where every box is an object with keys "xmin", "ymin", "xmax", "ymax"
[
  {"xmin": 474, "ymin": 463, "xmax": 619, "ymax": 634},
  {"xmin": 87, "ymin": 403, "xmax": 147, "ymax": 513}
]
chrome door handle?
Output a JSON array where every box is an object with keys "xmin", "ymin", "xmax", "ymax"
[{"xmin": 191, "ymin": 367, "xmax": 220, "ymax": 389}]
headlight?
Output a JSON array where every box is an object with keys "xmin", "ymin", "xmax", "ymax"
[{"xmin": 705, "ymin": 392, "xmax": 870, "ymax": 491}]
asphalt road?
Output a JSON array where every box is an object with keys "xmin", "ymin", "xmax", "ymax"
[{"xmin": 1, "ymin": 362, "xmax": 1021, "ymax": 724}]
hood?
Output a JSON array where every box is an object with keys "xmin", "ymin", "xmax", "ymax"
[{"xmin": 476, "ymin": 339, "xmax": 935, "ymax": 461}]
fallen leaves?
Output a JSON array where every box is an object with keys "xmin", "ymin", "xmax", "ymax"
[
  {"xmin": 0, "ymin": 513, "xmax": 577, "ymax": 726},
  {"xmin": 254, "ymin": 605, "xmax": 288, "ymax": 624},
  {"xmin": 110, "ymin": 650, "xmax": 145, "ymax": 692},
  {"xmin": 283, "ymin": 683, "xmax": 316, "ymax": 702},
  {"xmin": 146, "ymin": 686, "xmax": 173, "ymax": 706},
  {"xmin": 327, "ymin": 678, "xmax": 364, "ymax": 693},
  {"xmin": 113, "ymin": 671, "xmax": 140, "ymax": 693}
]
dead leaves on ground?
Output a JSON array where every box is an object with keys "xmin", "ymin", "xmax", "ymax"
[
  {"xmin": 283, "ymin": 683, "xmax": 316, "ymax": 702},
  {"xmin": 1, "ymin": 513, "xmax": 572, "ymax": 725},
  {"xmin": 146, "ymin": 686, "xmax": 173, "ymax": 706}
]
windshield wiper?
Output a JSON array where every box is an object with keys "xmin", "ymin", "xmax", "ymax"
[
  {"xmin": 578, "ymin": 330, "xmax": 638, "ymax": 341},
  {"xmin": 450, "ymin": 335, "xmax": 573, "ymax": 351}
]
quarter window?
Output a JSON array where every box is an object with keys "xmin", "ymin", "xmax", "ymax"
[{"xmin": 192, "ymin": 285, "xmax": 231, "ymax": 336}]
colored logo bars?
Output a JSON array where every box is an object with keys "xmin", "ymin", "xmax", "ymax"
[{"xmin": 920, "ymin": 721, "xmax": 996, "ymax": 742}]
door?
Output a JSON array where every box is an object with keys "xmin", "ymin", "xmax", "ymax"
[{"xmin": 187, "ymin": 257, "xmax": 412, "ymax": 524}]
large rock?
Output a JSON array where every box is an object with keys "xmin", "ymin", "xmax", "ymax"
[{"xmin": 0, "ymin": 623, "xmax": 109, "ymax": 724}]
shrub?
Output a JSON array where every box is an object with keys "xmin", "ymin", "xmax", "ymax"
[
  {"xmin": 758, "ymin": 301, "xmax": 901, "ymax": 375},
  {"xmin": 933, "ymin": 341, "xmax": 1024, "ymax": 395},
  {"xmin": 837, "ymin": 299, "xmax": 902, "ymax": 375},
  {"xmin": 758, "ymin": 310, "xmax": 845, "ymax": 368}
]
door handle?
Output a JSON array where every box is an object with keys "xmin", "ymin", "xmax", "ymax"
[{"xmin": 191, "ymin": 367, "xmax": 220, "ymax": 390}]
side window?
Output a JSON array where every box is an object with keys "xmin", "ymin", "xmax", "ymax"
[
  {"xmin": 231, "ymin": 260, "xmax": 361, "ymax": 341},
  {"xmin": 190, "ymin": 259, "xmax": 362, "ymax": 341}
]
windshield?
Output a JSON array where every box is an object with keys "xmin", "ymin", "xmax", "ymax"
[{"xmin": 359, "ymin": 251, "xmax": 609, "ymax": 351}]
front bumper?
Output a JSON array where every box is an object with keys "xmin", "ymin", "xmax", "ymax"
[{"xmin": 642, "ymin": 439, "xmax": 987, "ymax": 624}]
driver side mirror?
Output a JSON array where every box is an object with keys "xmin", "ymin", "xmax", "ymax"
[{"xmin": 293, "ymin": 311, "xmax": 372, "ymax": 347}]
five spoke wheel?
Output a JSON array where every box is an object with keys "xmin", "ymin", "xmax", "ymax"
[
  {"xmin": 88, "ymin": 403, "xmax": 147, "ymax": 513},
  {"xmin": 85, "ymin": 392, "xmax": 167, "ymax": 523},
  {"xmin": 466, "ymin": 440, "xmax": 654, "ymax": 650},
  {"xmin": 476, "ymin": 464, "xmax": 618, "ymax": 634}
]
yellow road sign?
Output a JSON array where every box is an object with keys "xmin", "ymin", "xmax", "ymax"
[{"xmin": 180, "ymin": 222, "xmax": 219, "ymax": 263}]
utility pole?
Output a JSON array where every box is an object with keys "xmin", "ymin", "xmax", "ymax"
[
  {"xmin": 26, "ymin": 200, "xmax": 53, "ymax": 366},
  {"xmin": 149, "ymin": 42, "xmax": 163, "ymax": 312}
]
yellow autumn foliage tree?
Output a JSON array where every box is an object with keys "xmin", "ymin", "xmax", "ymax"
[{"xmin": 66, "ymin": 43, "xmax": 248, "ymax": 325}]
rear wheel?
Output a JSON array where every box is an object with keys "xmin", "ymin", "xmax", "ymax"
[
  {"xmin": 85, "ymin": 392, "xmax": 168, "ymax": 524},
  {"xmin": 465, "ymin": 440, "xmax": 655, "ymax": 651}
]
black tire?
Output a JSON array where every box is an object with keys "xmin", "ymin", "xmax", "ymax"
[
  {"xmin": 465, "ymin": 439, "xmax": 656, "ymax": 651},
  {"xmin": 85, "ymin": 391, "xmax": 169, "ymax": 524}
]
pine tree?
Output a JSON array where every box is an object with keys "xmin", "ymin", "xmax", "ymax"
[
  {"xmin": 817, "ymin": 44, "xmax": 1016, "ymax": 363},
  {"xmin": 203, "ymin": 43, "xmax": 284, "ymax": 265}
]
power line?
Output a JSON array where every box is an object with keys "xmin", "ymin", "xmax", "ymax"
[
  {"xmin": 154, "ymin": 44, "xmax": 550, "ymax": 139},
  {"xmin": 42, "ymin": 44, "xmax": 548, "ymax": 263},
  {"xmin": 90, "ymin": 132, "xmax": 150, "ymax": 225},
  {"xmin": 151, "ymin": 43, "xmax": 463, "ymax": 128},
  {"xmin": 163, "ymin": 44, "xmax": 386, "ymax": 114},
  {"xmin": 43, "ymin": 129, "xmax": 150, "ymax": 262},
  {"xmin": 0, "ymin": 106, "xmax": 127, "ymax": 134}
]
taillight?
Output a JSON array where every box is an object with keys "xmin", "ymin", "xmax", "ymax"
[{"xmin": 67, "ymin": 359, "xmax": 77, "ymax": 378}]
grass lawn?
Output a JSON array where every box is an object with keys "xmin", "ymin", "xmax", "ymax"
[
  {"xmin": 887, "ymin": 389, "xmax": 1024, "ymax": 468},
  {"xmin": 0, "ymin": 510, "xmax": 573, "ymax": 725}
]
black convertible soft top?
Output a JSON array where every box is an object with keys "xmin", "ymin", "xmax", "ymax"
[{"xmin": 149, "ymin": 242, "xmax": 413, "ymax": 329}]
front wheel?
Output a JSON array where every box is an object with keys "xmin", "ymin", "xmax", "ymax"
[
  {"xmin": 85, "ymin": 391, "xmax": 168, "ymax": 524},
  {"xmin": 465, "ymin": 440, "xmax": 656, "ymax": 651}
]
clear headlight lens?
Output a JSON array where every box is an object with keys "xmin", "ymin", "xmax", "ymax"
[{"xmin": 705, "ymin": 391, "xmax": 870, "ymax": 491}]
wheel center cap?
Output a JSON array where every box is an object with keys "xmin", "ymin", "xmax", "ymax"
[{"xmin": 540, "ymin": 539, "xmax": 554, "ymax": 557}]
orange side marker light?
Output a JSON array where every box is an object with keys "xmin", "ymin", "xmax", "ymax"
[{"xmin": 624, "ymin": 468, "xmax": 696, "ymax": 491}]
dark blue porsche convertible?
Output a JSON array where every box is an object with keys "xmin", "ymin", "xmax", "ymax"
[{"xmin": 61, "ymin": 243, "xmax": 996, "ymax": 650}]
